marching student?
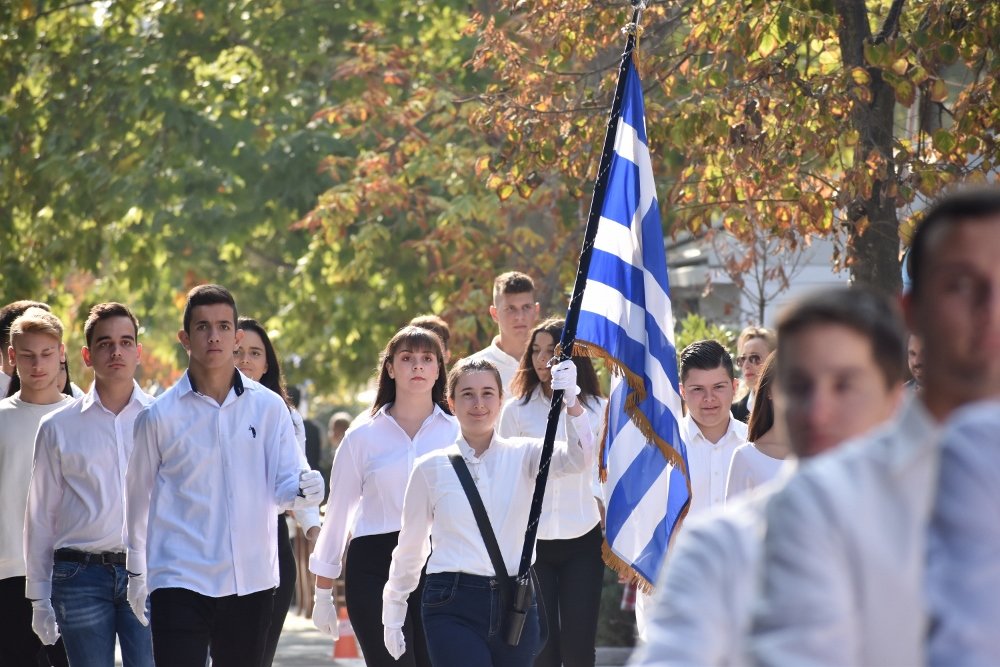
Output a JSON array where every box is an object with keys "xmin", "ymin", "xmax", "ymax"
[
  {"xmin": 382, "ymin": 357, "xmax": 595, "ymax": 667},
  {"xmin": 497, "ymin": 318, "xmax": 606, "ymax": 667},
  {"xmin": 725, "ymin": 352, "xmax": 787, "ymax": 501},
  {"xmin": 0, "ymin": 300, "xmax": 49, "ymax": 397},
  {"xmin": 234, "ymin": 317, "xmax": 321, "ymax": 667},
  {"xmin": 750, "ymin": 189, "xmax": 1000, "ymax": 666},
  {"xmin": 630, "ymin": 287, "xmax": 906, "ymax": 667},
  {"xmin": 470, "ymin": 272, "xmax": 541, "ymax": 393},
  {"xmin": 730, "ymin": 327, "xmax": 776, "ymax": 422},
  {"xmin": 634, "ymin": 339, "xmax": 748, "ymax": 637},
  {"xmin": 124, "ymin": 284, "xmax": 324, "ymax": 666},
  {"xmin": 24, "ymin": 302, "xmax": 154, "ymax": 666},
  {"xmin": 310, "ymin": 326, "xmax": 457, "ymax": 667},
  {"xmin": 0, "ymin": 307, "xmax": 73, "ymax": 666}
]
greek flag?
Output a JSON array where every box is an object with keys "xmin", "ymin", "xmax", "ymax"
[{"xmin": 573, "ymin": 57, "xmax": 690, "ymax": 588}]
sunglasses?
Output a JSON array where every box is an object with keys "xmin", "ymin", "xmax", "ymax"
[{"xmin": 735, "ymin": 354, "xmax": 763, "ymax": 367}]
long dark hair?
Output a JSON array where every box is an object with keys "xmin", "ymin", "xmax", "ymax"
[
  {"xmin": 747, "ymin": 351, "xmax": 777, "ymax": 443},
  {"xmin": 371, "ymin": 325, "xmax": 450, "ymax": 416},
  {"xmin": 510, "ymin": 318, "xmax": 603, "ymax": 408},
  {"xmin": 236, "ymin": 317, "xmax": 293, "ymax": 410}
]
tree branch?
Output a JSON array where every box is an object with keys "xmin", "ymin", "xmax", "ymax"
[{"xmin": 872, "ymin": 0, "xmax": 907, "ymax": 45}]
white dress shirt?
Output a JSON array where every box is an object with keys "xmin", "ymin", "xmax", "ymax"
[
  {"xmin": 682, "ymin": 414, "xmax": 748, "ymax": 516},
  {"xmin": 498, "ymin": 388, "xmax": 606, "ymax": 539},
  {"xmin": 0, "ymin": 393, "xmax": 74, "ymax": 580},
  {"xmin": 24, "ymin": 382, "xmax": 152, "ymax": 600},
  {"xmin": 927, "ymin": 400, "xmax": 1000, "ymax": 667},
  {"xmin": 289, "ymin": 409, "xmax": 320, "ymax": 532},
  {"xmin": 382, "ymin": 413, "xmax": 595, "ymax": 628},
  {"xmin": 125, "ymin": 370, "xmax": 306, "ymax": 597},
  {"xmin": 630, "ymin": 465, "xmax": 795, "ymax": 667},
  {"xmin": 725, "ymin": 443, "xmax": 784, "ymax": 503},
  {"xmin": 0, "ymin": 371, "xmax": 10, "ymax": 398},
  {"xmin": 309, "ymin": 404, "xmax": 458, "ymax": 580},
  {"xmin": 468, "ymin": 338, "xmax": 520, "ymax": 394},
  {"xmin": 749, "ymin": 395, "xmax": 938, "ymax": 667}
]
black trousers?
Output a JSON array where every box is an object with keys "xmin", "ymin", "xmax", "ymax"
[
  {"xmin": 533, "ymin": 524, "xmax": 604, "ymax": 667},
  {"xmin": 344, "ymin": 532, "xmax": 430, "ymax": 667},
  {"xmin": 261, "ymin": 515, "xmax": 296, "ymax": 666},
  {"xmin": 149, "ymin": 587, "xmax": 273, "ymax": 667},
  {"xmin": 0, "ymin": 576, "xmax": 69, "ymax": 667}
]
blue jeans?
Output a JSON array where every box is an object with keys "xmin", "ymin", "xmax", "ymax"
[
  {"xmin": 51, "ymin": 560, "xmax": 153, "ymax": 667},
  {"xmin": 421, "ymin": 572, "xmax": 542, "ymax": 667}
]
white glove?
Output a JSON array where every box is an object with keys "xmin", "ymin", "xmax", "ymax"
[
  {"xmin": 127, "ymin": 573, "xmax": 149, "ymax": 626},
  {"xmin": 384, "ymin": 625, "xmax": 406, "ymax": 661},
  {"xmin": 550, "ymin": 359, "xmax": 580, "ymax": 408},
  {"xmin": 294, "ymin": 470, "xmax": 324, "ymax": 509},
  {"xmin": 312, "ymin": 586, "xmax": 340, "ymax": 640},
  {"xmin": 30, "ymin": 599, "xmax": 60, "ymax": 645}
]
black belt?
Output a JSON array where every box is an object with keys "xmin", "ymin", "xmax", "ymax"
[{"xmin": 53, "ymin": 548, "xmax": 127, "ymax": 566}]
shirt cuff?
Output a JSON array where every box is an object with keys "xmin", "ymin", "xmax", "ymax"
[
  {"xmin": 25, "ymin": 579, "xmax": 51, "ymax": 601},
  {"xmin": 308, "ymin": 554, "xmax": 342, "ymax": 580},
  {"xmin": 126, "ymin": 548, "xmax": 146, "ymax": 576},
  {"xmin": 381, "ymin": 592, "xmax": 408, "ymax": 629}
]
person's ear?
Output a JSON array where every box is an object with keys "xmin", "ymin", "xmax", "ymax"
[
  {"xmin": 234, "ymin": 328, "xmax": 244, "ymax": 347},
  {"xmin": 679, "ymin": 383, "xmax": 686, "ymax": 400},
  {"xmin": 177, "ymin": 329, "xmax": 191, "ymax": 352},
  {"xmin": 82, "ymin": 346, "xmax": 93, "ymax": 369},
  {"xmin": 6, "ymin": 345, "xmax": 14, "ymax": 368},
  {"xmin": 489, "ymin": 304, "xmax": 499, "ymax": 324},
  {"xmin": 386, "ymin": 359, "xmax": 395, "ymax": 380},
  {"xmin": 448, "ymin": 396, "xmax": 456, "ymax": 413}
]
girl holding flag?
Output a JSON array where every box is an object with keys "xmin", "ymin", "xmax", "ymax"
[
  {"xmin": 498, "ymin": 318, "xmax": 607, "ymax": 667},
  {"xmin": 382, "ymin": 357, "xmax": 595, "ymax": 667}
]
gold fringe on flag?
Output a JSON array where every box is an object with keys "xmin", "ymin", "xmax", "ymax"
[{"xmin": 568, "ymin": 338, "xmax": 693, "ymax": 593}]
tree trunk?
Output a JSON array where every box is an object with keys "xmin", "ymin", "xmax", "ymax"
[{"xmin": 835, "ymin": 0, "xmax": 904, "ymax": 296}]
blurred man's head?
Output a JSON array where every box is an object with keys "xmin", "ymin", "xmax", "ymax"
[
  {"xmin": 775, "ymin": 287, "xmax": 906, "ymax": 458},
  {"xmin": 328, "ymin": 411, "xmax": 352, "ymax": 448},
  {"xmin": 905, "ymin": 188, "xmax": 1000, "ymax": 419},
  {"xmin": 409, "ymin": 314, "xmax": 451, "ymax": 364}
]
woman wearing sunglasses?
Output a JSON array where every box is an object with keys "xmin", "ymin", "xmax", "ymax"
[{"xmin": 731, "ymin": 326, "xmax": 776, "ymax": 422}]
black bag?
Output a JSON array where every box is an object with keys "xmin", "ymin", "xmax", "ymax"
[{"xmin": 448, "ymin": 454, "xmax": 533, "ymax": 646}]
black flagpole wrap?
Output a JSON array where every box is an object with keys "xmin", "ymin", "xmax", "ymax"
[{"xmin": 505, "ymin": 1, "xmax": 645, "ymax": 646}]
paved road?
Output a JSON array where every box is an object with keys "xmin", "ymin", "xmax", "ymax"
[{"xmin": 114, "ymin": 610, "xmax": 633, "ymax": 665}]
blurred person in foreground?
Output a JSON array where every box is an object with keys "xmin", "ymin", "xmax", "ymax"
[
  {"xmin": 750, "ymin": 188, "xmax": 1000, "ymax": 666},
  {"xmin": 629, "ymin": 286, "xmax": 906, "ymax": 666}
]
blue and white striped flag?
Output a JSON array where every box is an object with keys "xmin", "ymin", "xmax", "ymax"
[{"xmin": 573, "ymin": 56, "xmax": 690, "ymax": 589}]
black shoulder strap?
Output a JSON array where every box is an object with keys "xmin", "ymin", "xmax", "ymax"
[{"xmin": 448, "ymin": 454, "xmax": 511, "ymax": 584}]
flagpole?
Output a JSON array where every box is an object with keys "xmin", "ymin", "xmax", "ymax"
[{"xmin": 506, "ymin": 0, "xmax": 646, "ymax": 645}]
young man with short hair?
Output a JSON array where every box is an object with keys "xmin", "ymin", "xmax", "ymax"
[
  {"xmin": 634, "ymin": 339, "xmax": 748, "ymax": 638},
  {"xmin": 24, "ymin": 302, "xmax": 154, "ymax": 666},
  {"xmin": 631, "ymin": 287, "xmax": 906, "ymax": 666},
  {"xmin": 750, "ymin": 188, "xmax": 1000, "ymax": 666},
  {"xmin": 678, "ymin": 339, "xmax": 748, "ymax": 514},
  {"xmin": 0, "ymin": 300, "xmax": 50, "ymax": 397},
  {"xmin": 0, "ymin": 307, "xmax": 73, "ymax": 666},
  {"xmin": 469, "ymin": 271, "xmax": 540, "ymax": 393},
  {"xmin": 124, "ymin": 284, "xmax": 324, "ymax": 665}
]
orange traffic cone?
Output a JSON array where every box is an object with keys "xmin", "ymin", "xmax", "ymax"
[{"xmin": 333, "ymin": 605, "xmax": 359, "ymax": 659}]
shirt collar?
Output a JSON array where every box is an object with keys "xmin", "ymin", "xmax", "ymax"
[
  {"xmin": 489, "ymin": 337, "xmax": 518, "ymax": 364},
  {"xmin": 373, "ymin": 402, "xmax": 450, "ymax": 423},
  {"xmin": 181, "ymin": 368, "xmax": 246, "ymax": 398},
  {"xmin": 682, "ymin": 412, "xmax": 743, "ymax": 445},
  {"xmin": 456, "ymin": 433, "xmax": 496, "ymax": 462},
  {"xmin": 81, "ymin": 380, "xmax": 152, "ymax": 413}
]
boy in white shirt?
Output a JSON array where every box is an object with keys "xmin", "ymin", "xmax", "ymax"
[
  {"xmin": 124, "ymin": 284, "xmax": 324, "ymax": 666},
  {"xmin": 0, "ymin": 307, "xmax": 73, "ymax": 666},
  {"xmin": 469, "ymin": 271, "xmax": 540, "ymax": 393},
  {"xmin": 25, "ymin": 302, "xmax": 154, "ymax": 666}
]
